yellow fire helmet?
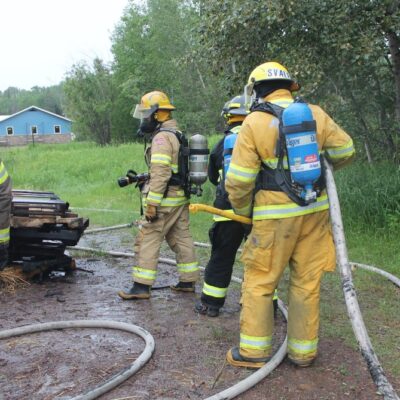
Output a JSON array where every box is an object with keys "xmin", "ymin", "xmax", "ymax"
[
  {"xmin": 244, "ymin": 61, "xmax": 300, "ymax": 101},
  {"xmin": 221, "ymin": 94, "xmax": 249, "ymax": 124},
  {"xmin": 132, "ymin": 90, "xmax": 175, "ymax": 120},
  {"xmin": 221, "ymin": 94, "xmax": 248, "ymax": 117}
]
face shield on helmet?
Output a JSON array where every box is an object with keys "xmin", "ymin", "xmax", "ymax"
[
  {"xmin": 131, "ymin": 103, "xmax": 158, "ymax": 120},
  {"xmin": 132, "ymin": 90, "xmax": 176, "ymax": 120}
]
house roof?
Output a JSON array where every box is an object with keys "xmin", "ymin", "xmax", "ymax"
[{"xmin": 0, "ymin": 106, "xmax": 71, "ymax": 123}]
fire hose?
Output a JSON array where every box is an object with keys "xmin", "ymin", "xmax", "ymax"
[
  {"xmin": 0, "ymin": 320, "xmax": 155, "ymax": 400},
  {"xmin": 324, "ymin": 159, "xmax": 399, "ymax": 400}
]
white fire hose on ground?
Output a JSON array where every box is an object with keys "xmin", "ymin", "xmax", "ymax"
[
  {"xmin": 324, "ymin": 158, "xmax": 399, "ymax": 400},
  {"xmin": 0, "ymin": 320, "xmax": 155, "ymax": 400}
]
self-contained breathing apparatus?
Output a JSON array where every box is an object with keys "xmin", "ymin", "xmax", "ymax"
[
  {"xmin": 212, "ymin": 125, "xmax": 240, "ymax": 210},
  {"xmin": 162, "ymin": 129, "xmax": 209, "ymax": 197},
  {"xmin": 253, "ymin": 98, "xmax": 325, "ymax": 206},
  {"xmin": 118, "ymin": 131, "xmax": 209, "ymax": 199},
  {"xmin": 223, "ymin": 126, "xmax": 242, "ymax": 181}
]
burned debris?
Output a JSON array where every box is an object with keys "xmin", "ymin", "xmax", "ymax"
[{"xmin": 8, "ymin": 190, "xmax": 89, "ymax": 280}]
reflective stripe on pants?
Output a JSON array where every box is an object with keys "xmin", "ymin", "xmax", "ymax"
[{"xmin": 133, "ymin": 204, "xmax": 198, "ymax": 285}]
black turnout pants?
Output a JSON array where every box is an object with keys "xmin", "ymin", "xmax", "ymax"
[{"xmin": 201, "ymin": 220, "xmax": 248, "ymax": 308}]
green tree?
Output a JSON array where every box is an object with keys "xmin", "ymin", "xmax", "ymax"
[
  {"xmin": 198, "ymin": 0, "xmax": 400, "ymax": 161},
  {"xmin": 64, "ymin": 58, "xmax": 115, "ymax": 145},
  {"xmin": 0, "ymin": 85, "xmax": 65, "ymax": 116},
  {"xmin": 111, "ymin": 0, "xmax": 224, "ymax": 140}
]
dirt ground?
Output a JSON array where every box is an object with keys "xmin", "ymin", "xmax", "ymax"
[{"xmin": 0, "ymin": 229, "xmax": 397, "ymax": 400}]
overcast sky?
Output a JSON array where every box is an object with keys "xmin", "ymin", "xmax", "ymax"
[{"xmin": 0, "ymin": 0, "xmax": 129, "ymax": 91}]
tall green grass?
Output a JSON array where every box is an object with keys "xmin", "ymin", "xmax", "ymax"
[
  {"xmin": 0, "ymin": 140, "xmax": 218, "ymax": 231},
  {"xmin": 2, "ymin": 140, "xmax": 399, "ymax": 239},
  {"xmin": 335, "ymin": 162, "xmax": 400, "ymax": 232}
]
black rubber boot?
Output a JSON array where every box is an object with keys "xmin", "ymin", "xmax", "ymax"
[
  {"xmin": 194, "ymin": 301, "xmax": 220, "ymax": 317},
  {"xmin": 170, "ymin": 281, "xmax": 195, "ymax": 292},
  {"xmin": 0, "ymin": 244, "xmax": 9, "ymax": 271},
  {"xmin": 118, "ymin": 283, "xmax": 151, "ymax": 300},
  {"xmin": 226, "ymin": 347, "xmax": 270, "ymax": 369}
]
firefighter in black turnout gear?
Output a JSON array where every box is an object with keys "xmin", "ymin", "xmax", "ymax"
[{"xmin": 194, "ymin": 95, "xmax": 250, "ymax": 317}]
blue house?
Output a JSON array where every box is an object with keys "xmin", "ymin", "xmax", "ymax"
[{"xmin": 0, "ymin": 106, "xmax": 72, "ymax": 146}]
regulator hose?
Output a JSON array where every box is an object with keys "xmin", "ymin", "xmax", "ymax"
[
  {"xmin": 324, "ymin": 158, "xmax": 399, "ymax": 400},
  {"xmin": 0, "ymin": 320, "xmax": 155, "ymax": 400}
]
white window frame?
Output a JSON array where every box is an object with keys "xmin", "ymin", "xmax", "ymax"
[
  {"xmin": 54, "ymin": 125, "xmax": 61, "ymax": 134},
  {"xmin": 31, "ymin": 125, "xmax": 38, "ymax": 135},
  {"xmin": 6, "ymin": 126, "xmax": 13, "ymax": 136}
]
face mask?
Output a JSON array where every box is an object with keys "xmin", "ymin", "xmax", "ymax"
[{"xmin": 137, "ymin": 116, "xmax": 158, "ymax": 137}]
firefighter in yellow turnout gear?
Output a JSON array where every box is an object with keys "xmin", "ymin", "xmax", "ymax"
[
  {"xmin": 0, "ymin": 159, "xmax": 11, "ymax": 270},
  {"xmin": 225, "ymin": 62, "xmax": 355, "ymax": 368},
  {"xmin": 118, "ymin": 91, "xmax": 199, "ymax": 300}
]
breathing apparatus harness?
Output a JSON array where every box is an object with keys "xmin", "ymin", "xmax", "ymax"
[
  {"xmin": 160, "ymin": 128, "xmax": 192, "ymax": 199},
  {"xmin": 252, "ymin": 98, "xmax": 325, "ymax": 207},
  {"xmin": 212, "ymin": 124, "xmax": 241, "ymax": 210}
]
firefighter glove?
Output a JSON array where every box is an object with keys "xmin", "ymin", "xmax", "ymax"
[{"xmin": 145, "ymin": 205, "xmax": 158, "ymax": 222}]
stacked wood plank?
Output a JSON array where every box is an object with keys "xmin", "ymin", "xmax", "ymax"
[{"xmin": 9, "ymin": 190, "xmax": 89, "ymax": 276}]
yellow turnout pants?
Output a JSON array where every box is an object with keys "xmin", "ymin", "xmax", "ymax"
[
  {"xmin": 239, "ymin": 210, "xmax": 335, "ymax": 364},
  {"xmin": 133, "ymin": 204, "xmax": 199, "ymax": 285}
]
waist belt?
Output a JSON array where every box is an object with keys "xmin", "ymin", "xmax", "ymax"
[
  {"xmin": 168, "ymin": 173, "xmax": 183, "ymax": 187},
  {"xmin": 255, "ymin": 168, "xmax": 288, "ymax": 192},
  {"xmin": 256, "ymin": 167, "xmax": 326, "ymax": 193}
]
